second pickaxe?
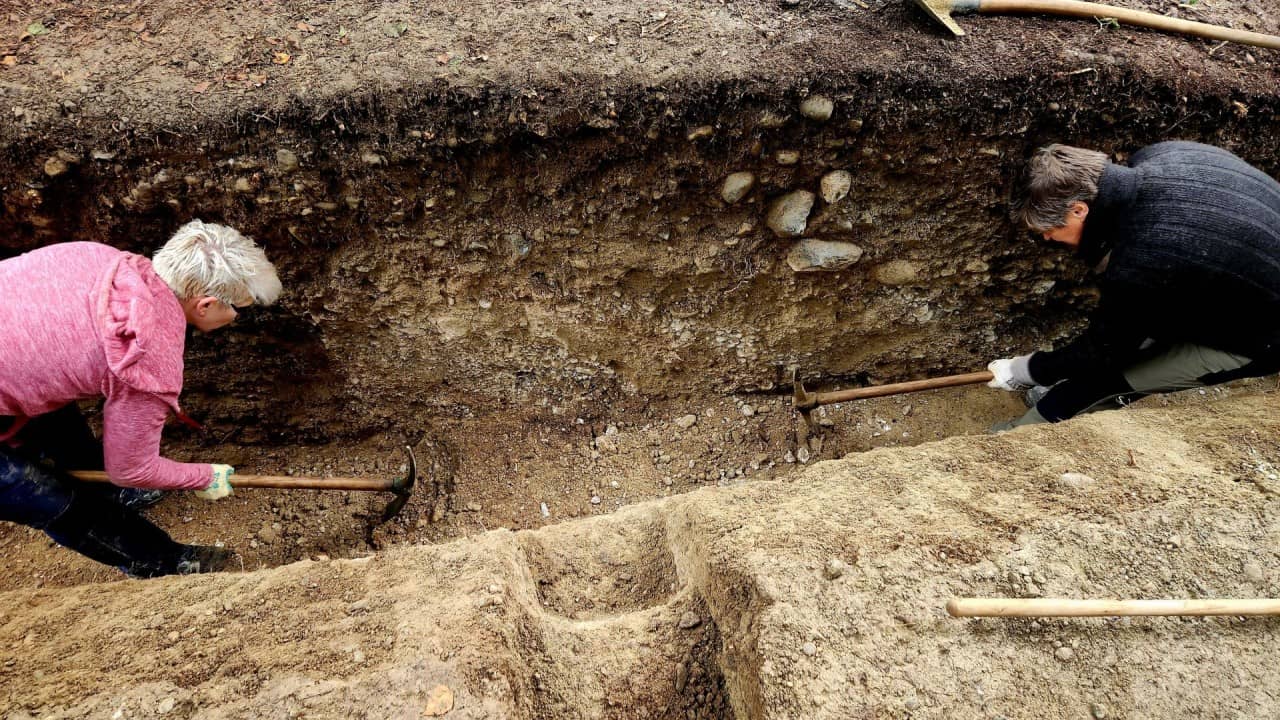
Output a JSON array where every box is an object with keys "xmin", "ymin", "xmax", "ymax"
[
  {"xmin": 793, "ymin": 369, "xmax": 994, "ymax": 430},
  {"xmin": 72, "ymin": 445, "xmax": 418, "ymax": 524},
  {"xmin": 912, "ymin": 0, "xmax": 1280, "ymax": 49}
]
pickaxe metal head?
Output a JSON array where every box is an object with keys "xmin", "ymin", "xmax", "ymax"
[
  {"xmin": 912, "ymin": 0, "xmax": 977, "ymax": 36},
  {"xmin": 791, "ymin": 372, "xmax": 820, "ymax": 432},
  {"xmin": 378, "ymin": 445, "xmax": 418, "ymax": 524}
]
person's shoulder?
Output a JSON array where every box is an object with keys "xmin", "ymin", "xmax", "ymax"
[
  {"xmin": 6, "ymin": 241, "xmax": 124, "ymax": 267},
  {"xmin": 100, "ymin": 250, "xmax": 186, "ymax": 396},
  {"xmin": 1132, "ymin": 141, "xmax": 1242, "ymax": 169}
]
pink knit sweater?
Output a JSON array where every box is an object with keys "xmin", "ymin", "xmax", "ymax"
[{"xmin": 0, "ymin": 242, "xmax": 212, "ymax": 490}]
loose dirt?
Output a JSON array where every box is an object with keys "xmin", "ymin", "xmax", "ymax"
[{"xmin": 5, "ymin": 390, "xmax": 1280, "ymax": 718}]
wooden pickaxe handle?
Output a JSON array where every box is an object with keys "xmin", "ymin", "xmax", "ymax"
[
  {"xmin": 70, "ymin": 470, "xmax": 399, "ymax": 492},
  {"xmin": 915, "ymin": 0, "xmax": 1280, "ymax": 49},
  {"xmin": 948, "ymin": 597, "xmax": 1280, "ymax": 617},
  {"xmin": 942, "ymin": 0, "xmax": 1280, "ymax": 48},
  {"xmin": 975, "ymin": 0, "xmax": 1280, "ymax": 48},
  {"xmin": 794, "ymin": 371, "xmax": 994, "ymax": 412}
]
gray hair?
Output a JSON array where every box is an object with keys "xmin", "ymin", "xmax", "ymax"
[
  {"xmin": 1014, "ymin": 144, "xmax": 1108, "ymax": 232},
  {"xmin": 152, "ymin": 220, "xmax": 282, "ymax": 305}
]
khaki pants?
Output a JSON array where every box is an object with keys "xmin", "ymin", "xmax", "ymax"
[{"xmin": 1003, "ymin": 342, "xmax": 1254, "ymax": 429}]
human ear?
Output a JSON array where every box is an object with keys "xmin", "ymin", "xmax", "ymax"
[{"xmin": 194, "ymin": 296, "xmax": 219, "ymax": 317}]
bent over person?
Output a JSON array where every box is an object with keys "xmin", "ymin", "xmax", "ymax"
[
  {"xmin": 988, "ymin": 141, "xmax": 1280, "ymax": 430},
  {"xmin": 0, "ymin": 220, "xmax": 281, "ymax": 576}
]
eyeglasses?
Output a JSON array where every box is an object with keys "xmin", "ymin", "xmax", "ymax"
[{"xmin": 217, "ymin": 297, "xmax": 253, "ymax": 323}]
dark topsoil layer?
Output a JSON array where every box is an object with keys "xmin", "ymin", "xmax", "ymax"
[{"xmin": 3, "ymin": 0, "xmax": 1277, "ymax": 152}]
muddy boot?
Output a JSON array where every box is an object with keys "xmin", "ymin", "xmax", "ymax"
[
  {"xmin": 43, "ymin": 487, "xmax": 194, "ymax": 578},
  {"xmin": 1023, "ymin": 385, "xmax": 1052, "ymax": 408},
  {"xmin": 112, "ymin": 487, "xmax": 167, "ymax": 511},
  {"xmin": 988, "ymin": 406, "xmax": 1048, "ymax": 434},
  {"xmin": 176, "ymin": 545, "xmax": 236, "ymax": 575}
]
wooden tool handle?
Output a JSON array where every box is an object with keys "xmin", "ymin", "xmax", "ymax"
[
  {"xmin": 70, "ymin": 470, "xmax": 395, "ymax": 492},
  {"xmin": 948, "ymin": 597, "xmax": 1280, "ymax": 617},
  {"xmin": 978, "ymin": 0, "xmax": 1280, "ymax": 49},
  {"xmin": 811, "ymin": 371, "xmax": 994, "ymax": 407}
]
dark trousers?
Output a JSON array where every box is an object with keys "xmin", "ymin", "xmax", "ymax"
[
  {"xmin": 1006, "ymin": 342, "xmax": 1262, "ymax": 429},
  {"xmin": 0, "ymin": 405, "xmax": 190, "ymax": 577}
]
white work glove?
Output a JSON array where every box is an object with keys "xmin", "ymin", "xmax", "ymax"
[
  {"xmin": 195, "ymin": 464, "xmax": 234, "ymax": 501},
  {"xmin": 987, "ymin": 355, "xmax": 1036, "ymax": 392}
]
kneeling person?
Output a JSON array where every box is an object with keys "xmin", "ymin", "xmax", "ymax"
[{"xmin": 989, "ymin": 141, "xmax": 1280, "ymax": 430}]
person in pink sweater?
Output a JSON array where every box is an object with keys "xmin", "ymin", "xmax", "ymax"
[{"xmin": 0, "ymin": 220, "xmax": 281, "ymax": 577}]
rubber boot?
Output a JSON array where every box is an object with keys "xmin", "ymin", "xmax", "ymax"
[
  {"xmin": 176, "ymin": 545, "xmax": 237, "ymax": 575},
  {"xmin": 44, "ymin": 488, "xmax": 196, "ymax": 578}
]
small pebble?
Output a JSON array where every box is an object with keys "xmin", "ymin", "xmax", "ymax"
[
  {"xmin": 590, "ymin": 495, "xmax": 602, "ymax": 505},
  {"xmin": 1055, "ymin": 646, "xmax": 1075, "ymax": 662},
  {"xmin": 801, "ymin": 642, "xmax": 817, "ymax": 656},
  {"xmin": 799, "ymin": 95, "xmax": 834, "ymax": 121},
  {"xmin": 678, "ymin": 611, "xmax": 701, "ymax": 629}
]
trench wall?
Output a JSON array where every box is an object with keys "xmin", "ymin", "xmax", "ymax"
[{"xmin": 3, "ymin": 18, "xmax": 1279, "ymax": 445}]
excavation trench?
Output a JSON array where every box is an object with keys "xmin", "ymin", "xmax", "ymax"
[
  {"xmin": 2, "ymin": 0, "xmax": 1280, "ymax": 716},
  {"xmin": 2, "ymin": 70, "xmax": 1278, "ymax": 591}
]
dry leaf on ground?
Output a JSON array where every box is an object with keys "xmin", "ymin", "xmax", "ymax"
[{"xmin": 423, "ymin": 684, "xmax": 454, "ymax": 716}]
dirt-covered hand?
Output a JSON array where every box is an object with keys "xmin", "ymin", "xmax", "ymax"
[
  {"xmin": 986, "ymin": 356, "xmax": 1035, "ymax": 391},
  {"xmin": 196, "ymin": 464, "xmax": 234, "ymax": 500}
]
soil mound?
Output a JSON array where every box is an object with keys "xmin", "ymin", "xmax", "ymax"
[{"xmin": 5, "ymin": 391, "xmax": 1280, "ymax": 718}]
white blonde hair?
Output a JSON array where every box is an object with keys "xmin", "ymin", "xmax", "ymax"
[{"xmin": 152, "ymin": 220, "xmax": 282, "ymax": 305}]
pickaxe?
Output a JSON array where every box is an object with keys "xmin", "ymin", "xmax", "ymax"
[
  {"xmin": 793, "ymin": 369, "xmax": 993, "ymax": 431},
  {"xmin": 72, "ymin": 445, "xmax": 418, "ymax": 524},
  {"xmin": 912, "ymin": 0, "xmax": 1280, "ymax": 49}
]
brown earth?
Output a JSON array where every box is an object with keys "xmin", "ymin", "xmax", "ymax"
[
  {"xmin": 2, "ymin": 0, "xmax": 1280, "ymax": 716},
  {"xmin": 5, "ymin": 390, "xmax": 1280, "ymax": 719}
]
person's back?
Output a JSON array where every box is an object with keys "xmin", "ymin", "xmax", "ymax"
[
  {"xmin": 0, "ymin": 242, "xmax": 181, "ymax": 422},
  {"xmin": 988, "ymin": 141, "xmax": 1280, "ymax": 431},
  {"xmin": 1095, "ymin": 141, "xmax": 1280, "ymax": 360},
  {"xmin": 0, "ymin": 222, "xmax": 280, "ymax": 577}
]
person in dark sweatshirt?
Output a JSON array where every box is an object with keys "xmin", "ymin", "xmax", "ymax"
[{"xmin": 987, "ymin": 141, "xmax": 1280, "ymax": 430}]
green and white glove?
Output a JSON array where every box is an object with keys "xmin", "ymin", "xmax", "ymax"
[{"xmin": 196, "ymin": 464, "xmax": 235, "ymax": 500}]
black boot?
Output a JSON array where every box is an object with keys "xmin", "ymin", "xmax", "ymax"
[
  {"xmin": 112, "ymin": 487, "xmax": 168, "ymax": 511},
  {"xmin": 44, "ymin": 486, "xmax": 196, "ymax": 578},
  {"xmin": 176, "ymin": 545, "xmax": 237, "ymax": 574}
]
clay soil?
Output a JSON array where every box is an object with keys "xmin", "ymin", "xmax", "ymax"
[{"xmin": 2, "ymin": 0, "xmax": 1280, "ymax": 717}]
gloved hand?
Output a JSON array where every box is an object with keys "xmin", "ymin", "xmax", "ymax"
[
  {"xmin": 195, "ymin": 464, "xmax": 234, "ymax": 500},
  {"xmin": 987, "ymin": 355, "xmax": 1036, "ymax": 392}
]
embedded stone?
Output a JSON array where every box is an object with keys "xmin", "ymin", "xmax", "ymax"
[
  {"xmin": 820, "ymin": 170, "xmax": 852, "ymax": 204},
  {"xmin": 766, "ymin": 190, "xmax": 815, "ymax": 238},
  {"xmin": 276, "ymin": 149, "xmax": 299, "ymax": 172},
  {"xmin": 43, "ymin": 156, "xmax": 70, "ymax": 178},
  {"xmin": 800, "ymin": 95, "xmax": 834, "ymax": 122},
  {"xmin": 686, "ymin": 125, "xmax": 714, "ymax": 141},
  {"xmin": 720, "ymin": 172, "xmax": 756, "ymax": 204},
  {"xmin": 873, "ymin": 259, "xmax": 921, "ymax": 285},
  {"xmin": 786, "ymin": 239, "xmax": 864, "ymax": 272}
]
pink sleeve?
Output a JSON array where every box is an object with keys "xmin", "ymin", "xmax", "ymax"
[{"xmin": 102, "ymin": 381, "xmax": 213, "ymax": 490}]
